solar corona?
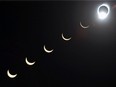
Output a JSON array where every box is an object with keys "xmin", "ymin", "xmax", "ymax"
[{"xmin": 97, "ymin": 3, "xmax": 110, "ymax": 20}]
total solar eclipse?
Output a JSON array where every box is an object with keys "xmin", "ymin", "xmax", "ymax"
[
  {"xmin": 2, "ymin": 1, "xmax": 116, "ymax": 87},
  {"xmin": 97, "ymin": 3, "xmax": 110, "ymax": 20}
]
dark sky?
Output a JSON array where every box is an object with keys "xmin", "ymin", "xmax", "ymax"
[{"xmin": 0, "ymin": 1, "xmax": 116, "ymax": 87}]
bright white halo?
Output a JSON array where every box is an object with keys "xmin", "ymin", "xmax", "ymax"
[
  {"xmin": 61, "ymin": 33, "xmax": 71, "ymax": 41},
  {"xmin": 43, "ymin": 45, "xmax": 53, "ymax": 53},
  {"xmin": 97, "ymin": 3, "xmax": 110, "ymax": 20},
  {"xmin": 7, "ymin": 70, "xmax": 17, "ymax": 78},
  {"xmin": 25, "ymin": 57, "xmax": 35, "ymax": 66},
  {"xmin": 80, "ymin": 22, "xmax": 89, "ymax": 29}
]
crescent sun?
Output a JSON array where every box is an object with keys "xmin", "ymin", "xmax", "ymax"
[
  {"xmin": 25, "ymin": 57, "xmax": 35, "ymax": 66},
  {"xmin": 61, "ymin": 33, "xmax": 71, "ymax": 41},
  {"xmin": 80, "ymin": 22, "xmax": 89, "ymax": 29},
  {"xmin": 7, "ymin": 70, "xmax": 17, "ymax": 78},
  {"xmin": 43, "ymin": 45, "xmax": 53, "ymax": 53}
]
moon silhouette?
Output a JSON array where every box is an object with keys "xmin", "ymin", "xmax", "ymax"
[
  {"xmin": 7, "ymin": 70, "xmax": 17, "ymax": 78},
  {"xmin": 61, "ymin": 33, "xmax": 71, "ymax": 41},
  {"xmin": 44, "ymin": 45, "xmax": 53, "ymax": 53},
  {"xmin": 25, "ymin": 57, "xmax": 35, "ymax": 66},
  {"xmin": 80, "ymin": 22, "xmax": 89, "ymax": 29}
]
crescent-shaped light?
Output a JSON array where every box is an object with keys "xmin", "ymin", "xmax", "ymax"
[
  {"xmin": 43, "ymin": 45, "xmax": 53, "ymax": 53},
  {"xmin": 61, "ymin": 33, "xmax": 71, "ymax": 41},
  {"xmin": 25, "ymin": 57, "xmax": 35, "ymax": 66},
  {"xmin": 97, "ymin": 3, "xmax": 110, "ymax": 20},
  {"xmin": 80, "ymin": 22, "xmax": 89, "ymax": 29},
  {"xmin": 7, "ymin": 70, "xmax": 17, "ymax": 78}
]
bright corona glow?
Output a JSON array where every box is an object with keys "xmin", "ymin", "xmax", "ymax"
[{"xmin": 97, "ymin": 4, "xmax": 110, "ymax": 20}]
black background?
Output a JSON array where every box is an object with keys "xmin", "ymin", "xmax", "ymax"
[{"xmin": 0, "ymin": 1, "xmax": 116, "ymax": 87}]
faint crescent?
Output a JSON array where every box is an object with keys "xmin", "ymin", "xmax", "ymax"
[
  {"xmin": 7, "ymin": 70, "xmax": 17, "ymax": 78},
  {"xmin": 44, "ymin": 45, "xmax": 53, "ymax": 53},
  {"xmin": 61, "ymin": 33, "xmax": 71, "ymax": 41},
  {"xmin": 25, "ymin": 57, "xmax": 35, "ymax": 66},
  {"xmin": 80, "ymin": 22, "xmax": 89, "ymax": 29}
]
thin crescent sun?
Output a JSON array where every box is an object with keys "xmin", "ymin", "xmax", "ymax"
[
  {"xmin": 7, "ymin": 70, "xmax": 17, "ymax": 78},
  {"xmin": 80, "ymin": 22, "xmax": 89, "ymax": 29},
  {"xmin": 61, "ymin": 33, "xmax": 71, "ymax": 41},
  {"xmin": 25, "ymin": 57, "xmax": 35, "ymax": 66},
  {"xmin": 43, "ymin": 45, "xmax": 53, "ymax": 53}
]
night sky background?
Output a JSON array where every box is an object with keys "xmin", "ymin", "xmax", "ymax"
[{"xmin": 0, "ymin": 1, "xmax": 116, "ymax": 87}]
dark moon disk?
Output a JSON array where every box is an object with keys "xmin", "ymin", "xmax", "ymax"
[{"xmin": 99, "ymin": 6, "xmax": 108, "ymax": 14}]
